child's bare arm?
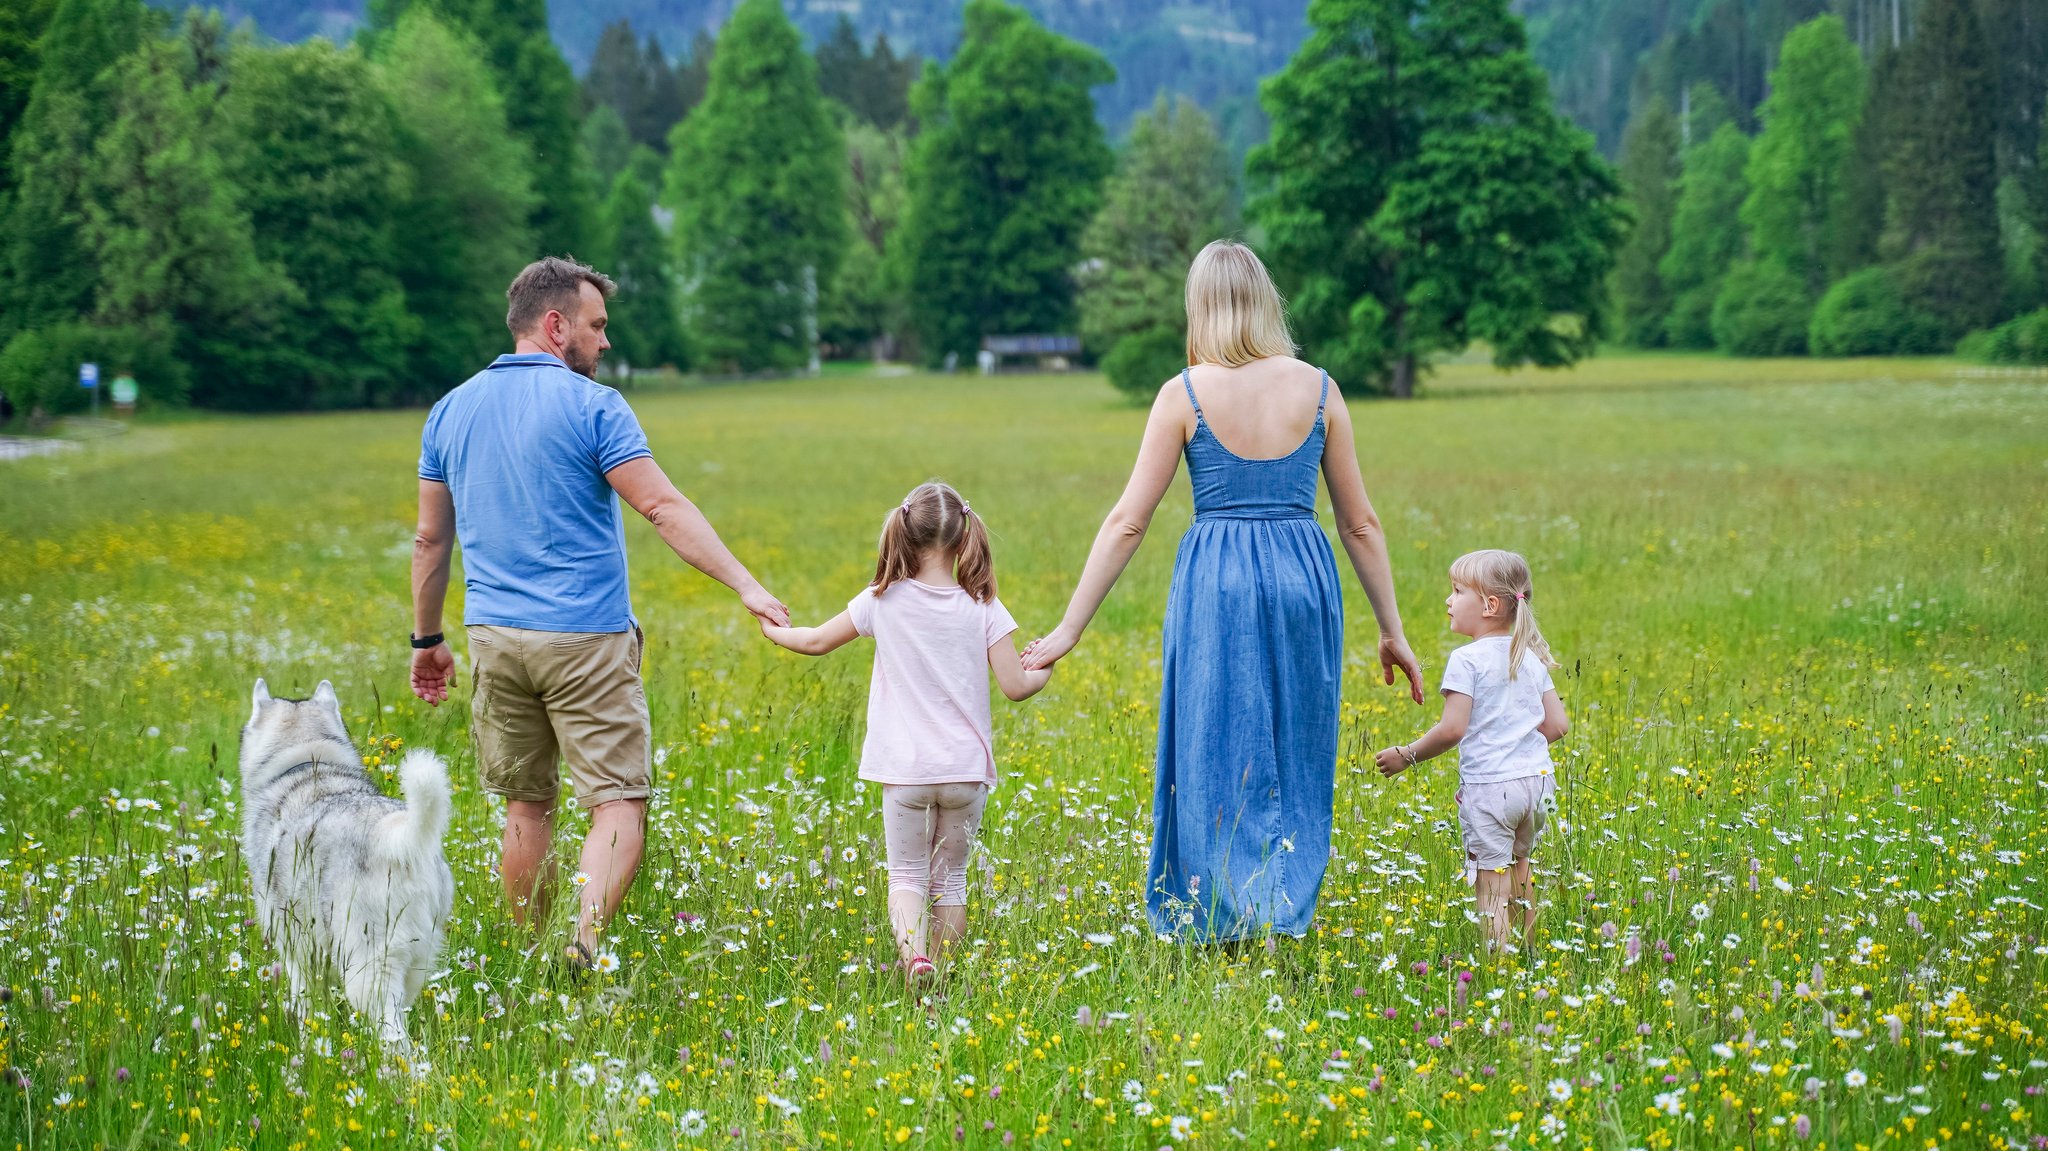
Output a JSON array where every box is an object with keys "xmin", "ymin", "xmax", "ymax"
[
  {"xmin": 1538, "ymin": 689, "xmax": 1569, "ymax": 743},
  {"xmin": 989, "ymin": 634, "xmax": 1052, "ymax": 702},
  {"xmin": 760, "ymin": 610, "xmax": 860, "ymax": 657},
  {"xmin": 1374, "ymin": 692, "xmax": 1473, "ymax": 777}
]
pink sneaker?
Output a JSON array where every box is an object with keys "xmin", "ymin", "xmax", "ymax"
[{"xmin": 906, "ymin": 956, "xmax": 937, "ymax": 987}]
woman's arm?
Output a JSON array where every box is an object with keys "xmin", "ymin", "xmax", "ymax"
[
  {"xmin": 1322, "ymin": 385, "xmax": 1425, "ymax": 705},
  {"xmin": 1374, "ymin": 692, "xmax": 1472, "ymax": 777},
  {"xmin": 1021, "ymin": 382, "xmax": 1189, "ymax": 670},
  {"xmin": 989, "ymin": 634, "xmax": 1053, "ymax": 702},
  {"xmin": 760, "ymin": 610, "xmax": 860, "ymax": 657},
  {"xmin": 1538, "ymin": 689, "xmax": 1569, "ymax": 743}
]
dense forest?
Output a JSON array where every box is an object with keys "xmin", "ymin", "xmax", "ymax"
[{"xmin": 1, "ymin": 0, "xmax": 2043, "ymax": 418}]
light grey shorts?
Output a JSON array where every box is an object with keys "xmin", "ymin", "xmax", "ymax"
[{"xmin": 1456, "ymin": 773, "xmax": 1556, "ymax": 874}]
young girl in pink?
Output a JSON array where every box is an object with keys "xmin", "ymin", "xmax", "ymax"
[{"xmin": 761, "ymin": 481, "xmax": 1051, "ymax": 989}]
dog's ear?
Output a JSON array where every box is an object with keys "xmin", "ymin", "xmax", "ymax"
[
  {"xmin": 250, "ymin": 678, "xmax": 272, "ymax": 724},
  {"xmin": 312, "ymin": 679, "xmax": 338, "ymax": 711}
]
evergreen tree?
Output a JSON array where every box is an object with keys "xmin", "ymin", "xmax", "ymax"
[
  {"xmin": 1738, "ymin": 15, "xmax": 1865, "ymax": 298},
  {"xmin": 592, "ymin": 168, "xmax": 687, "ymax": 372},
  {"xmin": 1874, "ymin": 0, "xmax": 2003, "ymax": 336},
  {"xmin": 581, "ymin": 102, "xmax": 633, "ymax": 189},
  {"xmin": 815, "ymin": 16, "xmax": 916, "ymax": 131},
  {"xmin": 641, "ymin": 34, "xmax": 687, "ymax": 148},
  {"xmin": 371, "ymin": 0, "xmax": 593, "ymax": 257},
  {"xmin": 1251, "ymin": 0, "xmax": 1625, "ymax": 396},
  {"xmin": 372, "ymin": 9, "xmax": 536, "ymax": 394},
  {"xmin": 0, "ymin": 0, "xmax": 58, "ymax": 190},
  {"xmin": 219, "ymin": 38, "xmax": 414, "ymax": 408},
  {"xmin": 675, "ymin": 30, "xmax": 714, "ymax": 117},
  {"xmin": 897, "ymin": 0, "xmax": 1113, "ymax": 367},
  {"xmin": 665, "ymin": 0, "xmax": 844, "ymax": 373},
  {"xmin": 85, "ymin": 32, "xmax": 289, "ymax": 408},
  {"xmin": 0, "ymin": 0, "xmax": 155, "ymax": 342},
  {"xmin": 583, "ymin": 19, "xmax": 649, "ymax": 128},
  {"xmin": 1660, "ymin": 122, "xmax": 1750, "ymax": 348},
  {"xmin": 1681, "ymin": 81, "xmax": 1731, "ymax": 148},
  {"xmin": 1078, "ymin": 94, "xmax": 1234, "ymax": 396},
  {"xmin": 1614, "ymin": 93, "xmax": 1682, "ymax": 347}
]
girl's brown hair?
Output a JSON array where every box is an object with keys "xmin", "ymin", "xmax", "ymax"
[
  {"xmin": 874, "ymin": 481, "xmax": 995, "ymax": 603},
  {"xmin": 1448, "ymin": 549, "xmax": 1560, "ymax": 681}
]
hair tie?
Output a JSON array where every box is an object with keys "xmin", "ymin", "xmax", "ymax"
[
  {"xmin": 900, "ymin": 497, "xmax": 913, "ymax": 513},
  {"xmin": 960, "ymin": 500, "xmax": 973, "ymax": 516},
  {"xmin": 1515, "ymin": 591, "xmax": 1528, "ymax": 601}
]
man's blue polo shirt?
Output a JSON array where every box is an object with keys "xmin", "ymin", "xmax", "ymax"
[{"xmin": 418, "ymin": 354, "xmax": 652, "ymax": 632}]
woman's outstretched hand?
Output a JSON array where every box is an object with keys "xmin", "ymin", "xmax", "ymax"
[
  {"xmin": 1380, "ymin": 633, "xmax": 1425, "ymax": 705},
  {"xmin": 1021, "ymin": 623, "xmax": 1079, "ymax": 671}
]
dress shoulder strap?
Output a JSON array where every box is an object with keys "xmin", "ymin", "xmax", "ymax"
[
  {"xmin": 1180, "ymin": 367, "xmax": 1205, "ymax": 420},
  {"xmin": 1316, "ymin": 368, "xmax": 1329, "ymax": 420}
]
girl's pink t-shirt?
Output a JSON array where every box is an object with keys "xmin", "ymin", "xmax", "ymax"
[{"xmin": 847, "ymin": 579, "xmax": 1017, "ymax": 787}]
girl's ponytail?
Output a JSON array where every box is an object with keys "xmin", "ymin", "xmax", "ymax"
[
  {"xmin": 956, "ymin": 505, "xmax": 995, "ymax": 603},
  {"xmin": 873, "ymin": 480, "xmax": 998, "ymax": 602},
  {"xmin": 1449, "ymin": 549, "xmax": 1560, "ymax": 681}
]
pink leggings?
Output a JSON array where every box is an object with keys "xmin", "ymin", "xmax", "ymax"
[{"xmin": 881, "ymin": 782, "xmax": 987, "ymax": 907}]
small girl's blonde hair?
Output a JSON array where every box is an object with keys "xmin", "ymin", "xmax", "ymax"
[
  {"xmin": 1449, "ymin": 549, "xmax": 1560, "ymax": 681},
  {"xmin": 1184, "ymin": 239, "xmax": 1297, "ymax": 367},
  {"xmin": 875, "ymin": 480, "xmax": 995, "ymax": 603}
]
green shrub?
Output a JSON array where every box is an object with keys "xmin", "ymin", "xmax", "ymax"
[
  {"xmin": 0, "ymin": 323, "xmax": 188, "ymax": 417},
  {"xmin": 1101, "ymin": 326, "xmax": 1186, "ymax": 402},
  {"xmin": 1663, "ymin": 285, "xmax": 1719, "ymax": 349},
  {"xmin": 1957, "ymin": 307, "xmax": 2048, "ymax": 364},
  {"xmin": 1809, "ymin": 267, "xmax": 1945, "ymax": 356},
  {"xmin": 1711, "ymin": 261, "xmax": 1811, "ymax": 356}
]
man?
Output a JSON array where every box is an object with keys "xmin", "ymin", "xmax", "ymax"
[{"xmin": 408, "ymin": 256, "xmax": 788, "ymax": 966}]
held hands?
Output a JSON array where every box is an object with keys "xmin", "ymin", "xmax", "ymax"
[
  {"xmin": 740, "ymin": 584, "xmax": 791, "ymax": 628},
  {"xmin": 1020, "ymin": 623, "xmax": 1078, "ymax": 671},
  {"xmin": 410, "ymin": 643, "xmax": 455, "ymax": 706},
  {"xmin": 1379, "ymin": 633, "xmax": 1425, "ymax": 705}
]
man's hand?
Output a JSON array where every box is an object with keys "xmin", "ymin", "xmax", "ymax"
[
  {"xmin": 1374, "ymin": 746, "xmax": 1410, "ymax": 778},
  {"xmin": 411, "ymin": 643, "xmax": 455, "ymax": 705},
  {"xmin": 741, "ymin": 585, "xmax": 790, "ymax": 628}
]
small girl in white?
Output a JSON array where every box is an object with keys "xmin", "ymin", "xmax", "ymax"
[
  {"xmin": 1375, "ymin": 549, "xmax": 1569, "ymax": 954},
  {"xmin": 761, "ymin": 481, "xmax": 1051, "ymax": 989}
]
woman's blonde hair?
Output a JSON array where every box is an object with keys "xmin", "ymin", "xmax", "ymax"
[
  {"xmin": 1184, "ymin": 239, "xmax": 1297, "ymax": 367},
  {"xmin": 874, "ymin": 480, "xmax": 995, "ymax": 603},
  {"xmin": 1448, "ymin": 549, "xmax": 1560, "ymax": 681}
]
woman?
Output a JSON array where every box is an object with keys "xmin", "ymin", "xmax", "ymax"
[{"xmin": 1024, "ymin": 240, "xmax": 1423, "ymax": 940}]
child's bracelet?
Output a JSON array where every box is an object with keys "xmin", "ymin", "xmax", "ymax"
[{"xmin": 1398, "ymin": 744, "xmax": 1419, "ymax": 767}]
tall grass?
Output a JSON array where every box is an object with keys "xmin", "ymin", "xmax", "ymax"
[{"xmin": 2, "ymin": 356, "xmax": 2043, "ymax": 1149}]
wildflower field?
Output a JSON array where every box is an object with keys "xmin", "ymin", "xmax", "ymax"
[{"xmin": 2, "ymin": 354, "xmax": 2045, "ymax": 1151}]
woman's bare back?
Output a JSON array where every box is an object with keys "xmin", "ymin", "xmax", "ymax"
[{"xmin": 1178, "ymin": 357, "xmax": 1328, "ymax": 460}]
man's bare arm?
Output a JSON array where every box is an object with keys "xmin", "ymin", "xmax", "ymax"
[{"xmin": 605, "ymin": 456, "xmax": 789, "ymax": 626}]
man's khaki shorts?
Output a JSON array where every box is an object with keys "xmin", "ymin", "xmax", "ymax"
[
  {"xmin": 1455, "ymin": 773, "xmax": 1556, "ymax": 875},
  {"xmin": 468, "ymin": 624, "xmax": 651, "ymax": 809}
]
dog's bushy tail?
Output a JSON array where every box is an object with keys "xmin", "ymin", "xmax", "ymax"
[{"xmin": 377, "ymin": 749, "xmax": 451, "ymax": 864}]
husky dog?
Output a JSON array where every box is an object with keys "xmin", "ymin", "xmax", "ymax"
[{"xmin": 240, "ymin": 678, "xmax": 454, "ymax": 1054}]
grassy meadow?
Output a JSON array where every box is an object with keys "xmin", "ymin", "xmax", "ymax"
[{"xmin": 1, "ymin": 354, "xmax": 2045, "ymax": 1150}]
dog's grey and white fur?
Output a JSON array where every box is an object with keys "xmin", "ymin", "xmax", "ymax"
[{"xmin": 240, "ymin": 678, "xmax": 454, "ymax": 1053}]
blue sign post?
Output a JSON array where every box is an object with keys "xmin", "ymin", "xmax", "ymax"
[{"xmin": 79, "ymin": 362, "xmax": 98, "ymax": 418}]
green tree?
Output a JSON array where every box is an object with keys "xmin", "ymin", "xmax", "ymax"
[
  {"xmin": 1871, "ymin": 0, "xmax": 2003, "ymax": 337},
  {"xmin": 815, "ymin": 16, "xmax": 917, "ymax": 132},
  {"xmin": 1078, "ymin": 94, "xmax": 1234, "ymax": 398},
  {"xmin": 821, "ymin": 119, "xmax": 909, "ymax": 358},
  {"xmin": 371, "ymin": 0, "xmax": 593, "ymax": 257},
  {"xmin": 592, "ymin": 168, "xmax": 687, "ymax": 372},
  {"xmin": 371, "ymin": 9, "xmax": 536, "ymax": 394},
  {"xmin": 0, "ymin": 0, "xmax": 155, "ymax": 342},
  {"xmin": 0, "ymin": 0, "xmax": 58, "ymax": 190},
  {"xmin": 665, "ymin": 0, "xmax": 844, "ymax": 373},
  {"xmin": 897, "ymin": 0, "xmax": 1113, "ymax": 367},
  {"xmin": 583, "ymin": 19, "xmax": 650, "ymax": 129},
  {"xmin": 1613, "ymin": 93, "xmax": 1682, "ymax": 347},
  {"xmin": 85, "ymin": 31, "xmax": 289, "ymax": 408},
  {"xmin": 1251, "ymin": 0, "xmax": 1626, "ymax": 397},
  {"xmin": 218, "ymin": 38, "xmax": 415, "ymax": 408},
  {"xmin": 1710, "ymin": 259, "xmax": 1809, "ymax": 355},
  {"xmin": 1739, "ymin": 15, "xmax": 1865, "ymax": 298},
  {"xmin": 1660, "ymin": 122, "xmax": 1749, "ymax": 348},
  {"xmin": 581, "ymin": 102, "xmax": 633, "ymax": 190}
]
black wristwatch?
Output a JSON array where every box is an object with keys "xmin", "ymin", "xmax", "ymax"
[{"xmin": 410, "ymin": 632, "xmax": 445, "ymax": 650}]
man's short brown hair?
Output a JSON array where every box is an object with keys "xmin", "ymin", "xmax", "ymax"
[{"xmin": 505, "ymin": 256, "xmax": 617, "ymax": 337}]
